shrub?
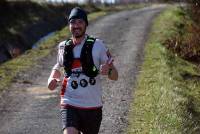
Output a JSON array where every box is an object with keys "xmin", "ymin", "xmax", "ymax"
[{"xmin": 164, "ymin": 1, "xmax": 200, "ymax": 63}]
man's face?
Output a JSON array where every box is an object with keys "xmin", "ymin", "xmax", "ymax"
[{"xmin": 69, "ymin": 19, "xmax": 87, "ymax": 38}]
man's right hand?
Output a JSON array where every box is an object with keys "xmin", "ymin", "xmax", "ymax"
[{"xmin": 48, "ymin": 78, "xmax": 61, "ymax": 90}]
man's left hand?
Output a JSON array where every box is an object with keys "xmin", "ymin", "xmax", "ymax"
[{"xmin": 100, "ymin": 58, "xmax": 114, "ymax": 75}]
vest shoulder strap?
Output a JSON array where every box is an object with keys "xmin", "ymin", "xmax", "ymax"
[
  {"xmin": 86, "ymin": 36, "xmax": 96, "ymax": 44},
  {"xmin": 63, "ymin": 39, "xmax": 74, "ymax": 77},
  {"xmin": 65, "ymin": 39, "xmax": 73, "ymax": 46}
]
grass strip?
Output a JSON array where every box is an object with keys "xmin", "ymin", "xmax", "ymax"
[{"xmin": 127, "ymin": 5, "xmax": 200, "ymax": 134}]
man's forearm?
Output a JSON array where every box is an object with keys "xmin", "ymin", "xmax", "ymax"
[
  {"xmin": 50, "ymin": 69, "xmax": 61, "ymax": 79},
  {"xmin": 48, "ymin": 69, "xmax": 61, "ymax": 87}
]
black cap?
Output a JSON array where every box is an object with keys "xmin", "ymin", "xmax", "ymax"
[{"xmin": 68, "ymin": 7, "xmax": 88, "ymax": 25}]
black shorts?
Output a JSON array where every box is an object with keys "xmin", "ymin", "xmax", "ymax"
[{"xmin": 60, "ymin": 106, "xmax": 102, "ymax": 134}]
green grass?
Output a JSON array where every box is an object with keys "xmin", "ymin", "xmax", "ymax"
[
  {"xmin": 99, "ymin": 3, "xmax": 149, "ymax": 12},
  {"xmin": 127, "ymin": 6, "xmax": 200, "ymax": 134}
]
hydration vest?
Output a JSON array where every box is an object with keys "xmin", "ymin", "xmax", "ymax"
[{"xmin": 63, "ymin": 36, "xmax": 99, "ymax": 78}]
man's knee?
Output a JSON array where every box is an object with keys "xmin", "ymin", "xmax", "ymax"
[{"xmin": 63, "ymin": 127, "xmax": 79, "ymax": 134}]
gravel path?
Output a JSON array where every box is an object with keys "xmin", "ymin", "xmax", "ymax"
[{"xmin": 0, "ymin": 5, "xmax": 165, "ymax": 134}]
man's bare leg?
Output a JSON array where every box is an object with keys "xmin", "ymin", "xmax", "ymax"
[{"xmin": 63, "ymin": 127, "xmax": 79, "ymax": 134}]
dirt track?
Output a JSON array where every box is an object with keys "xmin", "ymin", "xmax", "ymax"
[{"xmin": 0, "ymin": 5, "xmax": 165, "ymax": 134}]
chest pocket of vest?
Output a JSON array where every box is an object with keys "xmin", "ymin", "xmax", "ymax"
[{"xmin": 81, "ymin": 37, "xmax": 98, "ymax": 77}]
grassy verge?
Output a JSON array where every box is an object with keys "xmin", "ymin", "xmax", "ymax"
[
  {"xmin": 0, "ymin": 4, "xmax": 147, "ymax": 92},
  {"xmin": 100, "ymin": 3, "xmax": 150, "ymax": 12},
  {"xmin": 127, "ymin": 5, "xmax": 200, "ymax": 134}
]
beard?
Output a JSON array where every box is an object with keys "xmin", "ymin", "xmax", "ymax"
[{"xmin": 72, "ymin": 27, "xmax": 86, "ymax": 38}]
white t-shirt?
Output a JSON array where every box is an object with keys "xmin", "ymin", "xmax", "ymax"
[{"xmin": 52, "ymin": 35, "xmax": 109, "ymax": 108}]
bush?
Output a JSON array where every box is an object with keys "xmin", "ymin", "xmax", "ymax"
[
  {"xmin": 164, "ymin": 1, "xmax": 200, "ymax": 63},
  {"xmin": 187, "ymin": 0, "xmax": 200, "ymax": 24}
]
